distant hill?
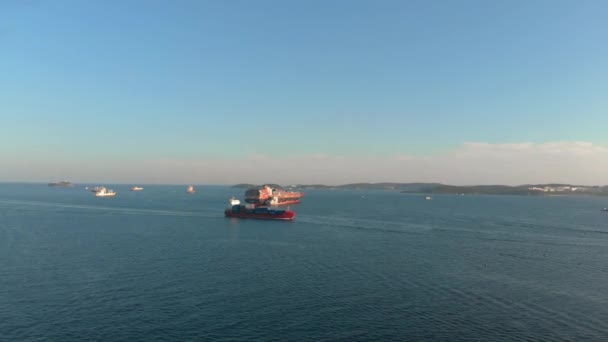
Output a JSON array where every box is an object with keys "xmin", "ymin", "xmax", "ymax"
[
  {"xmin": 48, "ymin": 181, "xmax": 74, "ymax": 187},
  {"xmin": 408, "ymin": 185, "xmax": 535, "ymax": 195},
  {"xmin": 231, "ymin": 183, "xmax": 286, "ymax": 189},
  {"xmin": 231, "ymin": 183, "xmax": 608, "ymax": 196},
  {"xmin": 295, "ymin": 184, "xmax": 336, "ymax": 189},
  {"xmin": 402, "ymin": 184, "xmax": 608, "ymax": 196},
  {"xmin": 335, "ymin": 183, "xmax": 441, "ymax": 191},
  {"xmin": 232, "ymin": 183, "xmax": 258, "ymax": 189}
]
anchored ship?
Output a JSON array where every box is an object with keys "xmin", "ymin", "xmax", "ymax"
[{"xmin": 244, "ymin": 185, "xmax": 303, "ymax": 206}]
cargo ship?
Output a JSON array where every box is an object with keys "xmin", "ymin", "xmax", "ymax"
[
  {"xmin": 244, "ymin": 185, "xmax": 303, "ymax": 206},
  {"xmin": 224, "ymin": 198, "xmax": 295, "ymax": 221}
]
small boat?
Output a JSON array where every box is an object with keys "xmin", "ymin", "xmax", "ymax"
[
  {"xmin": 186, "ymin": 185, "xmax": 196, "ymax": 194},
  {"xmin": 130, "ymin": 186, "xmax": 144, "ymax": 191},
  {"xmin": 602, "ymin": 208, "xmax": 608, "ymax": 212},
  {"xmin": 95, "ymin": 187, "xmax": 116, "ymax": 197},
  {"xmin": 425, "ymin": 196, "xmax": 432, "ymax": 200},
  {"xmin": 224, "ymin": 198, "xmax": 295, "ymax": 220}
]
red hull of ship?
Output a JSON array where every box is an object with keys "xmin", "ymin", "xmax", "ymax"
[{"xmin": 224, "ymin": 209, "xmax": 295, "ymax": 221}]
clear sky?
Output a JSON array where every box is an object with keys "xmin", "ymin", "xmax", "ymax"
[{"xmin": 2, "ymin": 0, "xmax": 607, "ymax": 184}]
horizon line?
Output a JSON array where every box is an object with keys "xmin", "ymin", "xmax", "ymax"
[{"xmin": 3, "ymin": 181, "xmax": 606, "ymax": 187}]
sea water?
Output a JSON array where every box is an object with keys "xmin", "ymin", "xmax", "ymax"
[{"xmin": 1, "ymin": 183, "xmax": 608, "ymax": 340}]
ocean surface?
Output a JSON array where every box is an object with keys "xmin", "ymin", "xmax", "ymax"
[{"xmin": 1, "ymin": 183, "xmax": 608, "ymax": 341}]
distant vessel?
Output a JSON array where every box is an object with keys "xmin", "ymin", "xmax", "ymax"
[
  {"xmin": 94, "ymin": 187, "xmax": 116, "ymax": 197},
  {"xmin": 186, "ymin": 185, "xmax": 196, "ymax": 194},
  {"xmin": 245, "ymin": 185, "xmax": 303, "ymax": 206},
  {"xmin": 602, "ymin": 208, "xmax": 608, "ymax": 212},
  {"xmin": 425, "ymin": 196, "xmax": 432, "ymax": 200},
  {"xmin": 225, "ymin": 198, "xmax": 295, "ymax": 220},
  {"xmin": 48, "ymin": 181, "xmax": 73, "ymax": 187},
  {"xmin": 130, "ymin": 186, "xmax": 144, "ymax": 191}
]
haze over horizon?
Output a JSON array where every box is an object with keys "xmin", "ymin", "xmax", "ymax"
[{"xmin": 2, "ymin": 1, "xmax": 607, "ymax": 185}]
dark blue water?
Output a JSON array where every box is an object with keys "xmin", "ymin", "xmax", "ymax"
[{"xmin": 2, "ymin": 183, "xmax": 608, "ymax": 341}]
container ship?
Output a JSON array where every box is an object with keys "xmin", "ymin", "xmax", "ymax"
[{"xmin": 244, "ymin": 185, "xmax": 303, "ymax": 206}]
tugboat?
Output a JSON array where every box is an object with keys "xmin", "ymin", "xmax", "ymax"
[{"xmin": 224, "ymin": 197, "xmax": 295, "ymax": 221}]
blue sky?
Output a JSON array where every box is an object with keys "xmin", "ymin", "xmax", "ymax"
[{"xmin": 1, "ymin": 1, "xmax": 607, "ymax": 183}]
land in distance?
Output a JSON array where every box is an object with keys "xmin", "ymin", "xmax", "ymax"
[{"xmin": 232, "ymin": 183, "xmax": 608, "ymax": 196}]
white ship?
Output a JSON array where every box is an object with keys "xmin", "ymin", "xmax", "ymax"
[
  {"xmin": 186, "ymin": 185, "xmax": 196, "ymax": 194},
  {"xmin": 130, "ymin": 186, "xmax": 144, "ymax": 191},
  {"xmin": 95, "ymin": 187, "xmax": 116, "ymax": 197}
]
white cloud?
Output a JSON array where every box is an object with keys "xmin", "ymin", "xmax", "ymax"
[{"xmin": 4, "ymin": 141, "xmax": 608, "ymax": 185}]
